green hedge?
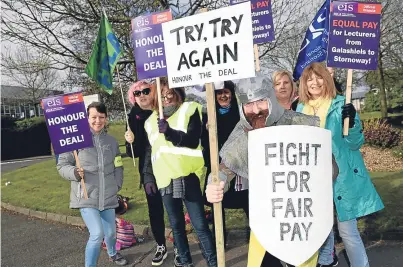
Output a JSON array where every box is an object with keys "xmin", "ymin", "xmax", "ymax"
[{"xmin": 14, "ymin": 117, "xmax": 46, "ymax": 131}]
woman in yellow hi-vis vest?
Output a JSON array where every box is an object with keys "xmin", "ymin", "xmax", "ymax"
[{"xmin": 143, "ymin": 78, "xmax": 217, "ymax": 267}]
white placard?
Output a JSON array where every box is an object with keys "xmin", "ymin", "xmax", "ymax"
[
  {"xmin": 83, "ymin": 94, "xmax": 100, "ymax": 109},
  {"xmin": 248, "ymin": 125, "xmax": 334, "ymax": 266},
  {"xmin": 162, "ymin": 2, "xmax": 255, "ymax": 88}
]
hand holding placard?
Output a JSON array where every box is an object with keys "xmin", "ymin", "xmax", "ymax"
[{"xmin": 74, "ymin": 150, "xmax": 88, "ymax": 199}]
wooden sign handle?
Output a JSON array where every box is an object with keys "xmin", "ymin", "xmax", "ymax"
[
  {"xmin": 205, "ymin": 82, "xmax": 226, "ymax": 267},
  {"xmin": 343, "ymin": 69, "xmax": 353, "ymax": 136},
  {"xmin": 254, "ymin": 44, "xmax": 260, "ymax": 72},
  {"xmin": 73, "ymin": 150, "xmax": 88, "ymax": 199},
  {"xmin": 156, "ymin": 77, "xmax": 164, "ymax": 119}
]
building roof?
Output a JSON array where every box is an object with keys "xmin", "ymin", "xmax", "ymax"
[
  {"xmin": 352, "ymin": 91, "xmax": 367, "ymax": 100},
  {"xmin": 1, "ymin": 85, "xmax": 64, "ymax": 101}
]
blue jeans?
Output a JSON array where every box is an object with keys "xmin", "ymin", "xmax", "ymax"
[
  {"xmin": 80, "ymin": 208, "xmax": 117, "ymax": 267},
  {"xmin": 318, "ymin": 230, "xmax": 335, "ymax": 265},
  {"xmin": 162, "ymin": 175, "xmax": 217, "ymax": 267},
  {"xmin": 319, "ymin": 219, "xmax": 369, "ymax": 267}
]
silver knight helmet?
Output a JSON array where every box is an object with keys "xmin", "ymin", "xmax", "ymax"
[
  {"xmin": 236, "ymin": 73, "xmax": 275, "ymax": 104},
  {"xmin": 235, "ymin": 72, "xmax": 285, "ymax": 126}
]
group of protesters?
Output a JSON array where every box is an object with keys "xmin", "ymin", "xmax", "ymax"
[{"xmin": 56, "ymin": 62, "xmax": 383, "ymax": 267}]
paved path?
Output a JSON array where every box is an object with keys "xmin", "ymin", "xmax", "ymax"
[
  {"xmin": 2, "ymin": 210, "xmax": 403, "ymax": 267},
  {"xmin": 1, "ymin": 156, "xmax": 53, "ymax": 174}
]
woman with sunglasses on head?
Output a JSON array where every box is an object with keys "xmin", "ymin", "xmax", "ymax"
[
  {"xmin": 297, "ymin": 63, "xmax": 384, "ymax": 267},
  {"xmin": 124, "ymin": 80, "xmax": 170, "ymax": 266},
  {"xmin": 200, "ymin": 81, "xmax": 248, "ymax": 248},
  {"xmin": 143, "ymin": 77, "xmax": 217, "ymax": 267}
]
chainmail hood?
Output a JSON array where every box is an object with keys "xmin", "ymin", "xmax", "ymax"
[{"xmin": 235, "ymin": 73, "xmax": 285, "ymax": 127}]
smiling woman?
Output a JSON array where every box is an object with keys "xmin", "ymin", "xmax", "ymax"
[
  {"xmin": 57, "ymin": 101, "xmax": 128, "ymax": 266},
  {"xmin": 87, "ymin": 102, "xmax": 107, "ymax": 134},
  {"xmin": 297, "ymin": 62, "xmax": 384, "ymax": 267}
]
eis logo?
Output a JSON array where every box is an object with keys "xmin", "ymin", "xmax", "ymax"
[
  {"xmin": 42, "ymin": 97, "xmax": 64, "ymax": 113},
  {"xmin": 336, "ymin": 3, "xmax": 355, "ymax": 13},
  {"xmin": 46, "ymin": 98, "xmax": 62, "ymax": 107}
]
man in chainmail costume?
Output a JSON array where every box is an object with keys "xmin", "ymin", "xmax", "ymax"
[{"xmin": 205, "ymin": 73, "xmax": 321, "ymax": 267}]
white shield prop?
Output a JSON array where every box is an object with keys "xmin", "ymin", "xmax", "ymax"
[{"xmin": 248, "ymin": 125, "xmax": 333, "ymax": 266}]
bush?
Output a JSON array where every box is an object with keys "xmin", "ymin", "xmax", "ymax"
[
  {"xmin": 392, "ymin": 145, "xmax": 403, "ymax": 159},
  {"xmin": 363, "ymin": 119, "xmax": 401, "ymax": 148},
  {"xmin": 15, "ymin": 117, "xmax": 46, "ymax": 131}
]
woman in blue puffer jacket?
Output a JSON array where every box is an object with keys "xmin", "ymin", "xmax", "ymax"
[{"xmin": 297, "ymin": 63, "xmax": 384, "ymax": 267}]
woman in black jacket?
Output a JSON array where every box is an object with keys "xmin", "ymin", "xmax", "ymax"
[
  {"xmin": 201, "ymin": 81, "xmax": 248, "ymax": 247},
  {"xmin": 124, "ymin": 80, "xmax": 169, "ymax": 266}
]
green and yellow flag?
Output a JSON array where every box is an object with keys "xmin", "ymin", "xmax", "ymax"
[{"xmin": 85, "ymin": 14, "xmax": 122, "ymax": 95}]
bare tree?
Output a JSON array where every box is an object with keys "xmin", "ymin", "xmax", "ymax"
[
  {"xmin": 258, "ymin": 0, "xmax": 319, "ymax": 77},
  {"xmin": 1, "ymin": 0, "xmax": 324, "ymax": 92},
  {"xmin": 363, "ymin": 0, "xmax": 403, "ymax": 117},
  {"xmin": 2, "ymin": 47, "xmax": 60, "ymax": 115}
]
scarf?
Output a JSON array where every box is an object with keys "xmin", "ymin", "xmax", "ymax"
[
  {"xmin": 163, "ymin": 105, "xmax": 179, "ymax": 118},
  {"xmin": 302, "ymin": 97, "xmax": 332, "ymax": 128},
  {"xmin": 218, "ymin": 104, "xmax": 231, "ymax": 115}
]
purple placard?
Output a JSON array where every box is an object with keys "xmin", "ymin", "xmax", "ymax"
[
  {"xmin": 42, "ymin": 93, "xmax": 93, "ymax": 154},
  {"xmin": 230, "ymin": 0, "xmax": 275, "ymax": 44},
  {"xmin": 132, "ymin": 10, "xmax": 172, "ymax": 80},
  {"xmin": 327, "ymin": 1, "xmax": 382, "ymax": 70}
]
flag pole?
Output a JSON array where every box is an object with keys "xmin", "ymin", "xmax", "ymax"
[{"xmin": 116, "ymin": 68, "xmax": 136, "ymax": 171}]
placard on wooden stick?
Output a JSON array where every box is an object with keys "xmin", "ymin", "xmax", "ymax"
[
  {"xmin": 42, "ymin": 93, "xmax": 94, "ymax": 199},
  {"xmin": 326, "ymin": 1, "xmax": 382, "ymax": 136}
]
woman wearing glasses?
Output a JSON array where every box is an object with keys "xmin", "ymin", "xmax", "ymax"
[
  {"xmin": 124, "ymin": 80, "xmax": 170, "ymax": 266},
  {"xmin": 143, "ymin": 78, "xmax": 217, "ymax": 267}
]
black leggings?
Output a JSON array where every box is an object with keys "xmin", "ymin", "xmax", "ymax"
[{"xmin": 144, "ymin": 185, "xmax": 166, "ymax": 246}]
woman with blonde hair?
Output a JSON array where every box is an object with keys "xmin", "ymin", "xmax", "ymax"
[
  {"xmin": 272, "ymin": 70, "xmax": 299, "ymax": 110},
  {"xmin": 296, "ymin": 62, "xmax": 384, "ymax": 267}
]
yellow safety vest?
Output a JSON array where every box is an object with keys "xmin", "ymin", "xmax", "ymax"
[{"xmin": 145, "ymin": 102, "xmax": 204, "ymax": 189}]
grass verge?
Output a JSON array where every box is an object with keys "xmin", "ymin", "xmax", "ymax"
[
  {"xmin": 2, "ymin": 157, "xmax": 402, "ymax": 233},
  {"xmin": 359, "ymin": 111, "xmax": 403, "ymax": 121},
  {"xmin": 1, "ymin": 124, "xmax": 401, "ymax": 233},
  {"xmin": 358, "ymin": 171, "xmax": 403, "ymax": 234}
]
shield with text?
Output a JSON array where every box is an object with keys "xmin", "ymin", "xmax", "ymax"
[{"xmin": 248, "ymin": 125, "xmax": 333, "ymax": 266}]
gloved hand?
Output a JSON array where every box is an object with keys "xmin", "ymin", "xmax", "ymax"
[
  {"xmin": 158, "ymin": 118, "xmax": 170, "ymax": 134},
  {"xmin": 341, "ymin": 103, "xmax": 356, "ymax": 128},
  {"xmin": 145, "ymin": 182, "xmax": 157, "ymax": 196},
  {"xmin": 74, "ymin": 167, "xmax": 84, "ymax": 181}
]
